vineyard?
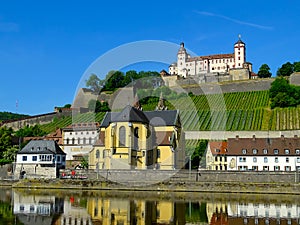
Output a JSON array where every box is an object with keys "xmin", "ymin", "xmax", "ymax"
[
  {"xmin": 40, "ymin": 112, "xmax": 106, "ymax": 133},
  {"xmin": 38, "ymin": 90, "xmax": 300, "ymax": 133}
]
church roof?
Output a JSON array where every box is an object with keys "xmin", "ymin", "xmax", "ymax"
[
  {"xmin": 18, "ymin": 140, "xmax": 66, "ymax": 155},
  {"xmin": 144, "ymin": 110, "xmax": 179, "ymax": 126},
  {"xmin": 100, "ymin": 106, "xmax": 179, "ymax": 127}
]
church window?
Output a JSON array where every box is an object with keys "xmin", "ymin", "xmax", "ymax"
[
  {"xmin": 119, "ymin": 126, "xmax": 126, "ymax": 147},
  {"xmin": 134, "ymin": 127, "xmax": 139, "ymax": 138},
  {"xmin": 238, "ymin": 57, "xmax": 241, "ymax": 60}
]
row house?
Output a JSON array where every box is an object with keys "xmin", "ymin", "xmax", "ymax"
[
  {"xmin": 206, "ymin": 136, "xmax": 300, "ymax": 172},
  {"xmin": 206, "ymin": 141, "xmax": 228, "ymax": 171},
  {"xmin": 62, "ymin": 122, "xmax": 100, "ymax": 163}
]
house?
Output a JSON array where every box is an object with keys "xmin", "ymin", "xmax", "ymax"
[
  {"xmin": 205, "ymin": 141, "xmax": 228, "ymax": 170},
  {"xmin": 14, "ymin": 140, "xmax": 66, "ymax": 179},
  {"xmin": 62, "ymin": 122, "xmax": 100, "ymax": 168},
  {"xmin": 227, "ymin": 135, "xmax": 300, "ymax": 171},
  {"xmin": 89, "ymin": 102, "xmax": 185, "ymax": 170}
]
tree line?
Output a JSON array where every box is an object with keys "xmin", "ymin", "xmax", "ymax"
[
  {"xmin": 257, "ymin": 61, "xmax": 300, "ymax": 78},
  {"xmin": 0, "ymin": 125, "xmax": 46, "ymax": 165},
  {"xmin": 85, "ymin": 70, "xmax": 162, "ymax": 93}
]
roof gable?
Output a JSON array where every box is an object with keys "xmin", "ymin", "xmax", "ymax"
[
  {"xmin": 100, "ymin": 107, "xmax": 179, "ymax": 128},
  {"xmin": 18, "ymin": 140, "xmax": 66, "ymax": 155}
]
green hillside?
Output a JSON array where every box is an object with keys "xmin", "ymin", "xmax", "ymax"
[
  {"xmin": 40, "ymin": 112, "xmax": 106, "ymax": 133},
  {"xmin": 0, "ymin": 112, "xmax": 29, "ymax": 121},
  {"xmin": 38, "ymin": 90, "xmax": 300, "ymax": 134}
]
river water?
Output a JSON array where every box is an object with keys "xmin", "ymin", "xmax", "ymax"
[{"xmin": 0, "ymin": 188, "xmax": 300, "ymax": 225}]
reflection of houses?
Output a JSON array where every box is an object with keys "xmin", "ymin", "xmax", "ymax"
[
  {"xmin": 89, "ymin": 104, "xmax": 185, "ymax": 170},
  {"xmin": 87, "ymin": 198, "xmax": 186, "ymax": 225},
  {"xmin": 207, "ymin": 200, "xmax": 300, "ymax": 225},
  {"xmin": 14, "ymin": 140, "xmax": 66, "ymax": 179},
  {"xmin": 13, "ymin": 191, "xmax": 64, "ymax": 225},
  {"xmin": 227, "ymin": 136, "xmax": 300, "ymax": 171},
  {"xmin": 227, "ymin": 202, "xmax": 300, "ymax": 225},
  {"xmin": 62, "ymin": 122, "xmax": 99, "ymax": 167},
  {"xmin": 60, "ymin": 196, "xmax": 92, "ymax": 225},
  {"xmin": 205, "ymin": 141, "xmax": 228, "ymax": 170}
]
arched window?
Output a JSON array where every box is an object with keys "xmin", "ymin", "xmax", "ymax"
[
  {"xmin": 83, "ymin": 137, "xmax": 86, "ymax": 145},
  {"xmin": 119, "ymin": 126, "xmax": 126, "ymax": 147},
  {"xmin": 77, "ymin": 138, "xmax": 80, "ymax": 145},
  {"xmin": 72, "ymin": 138, "xmax": 75, "ymax": 144},
  {"xmin": 66, "ymin": 138, "xmax": 69, "ymax": 145}
]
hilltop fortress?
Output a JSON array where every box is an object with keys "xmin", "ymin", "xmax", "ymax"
[{"xmin": 165, "ymin": 36, "xmax": 256, "ymax": 84}]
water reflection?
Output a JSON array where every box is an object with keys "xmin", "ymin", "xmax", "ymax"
[{"xmin": 2, "ymin": 189, "xmax": 300, "ymax": 225}]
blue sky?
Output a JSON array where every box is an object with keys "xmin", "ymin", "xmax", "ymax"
[{"xmin": 0, "ymin": 0, "xmax": 299, "ymax": 115}]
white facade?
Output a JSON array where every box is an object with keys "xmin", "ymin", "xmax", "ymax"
[
  {"xmin": 62, "ymin": 123, "xmax": 99, "ymax": 161},
  {"xmin": 169, "ymin": 38, "xmax": 246, "ymax": 78},
  {"xmin": 228, "ymin": 155, "xmax": 300, "ymax": 171},
  {"xmin": 228, "ymin": 202, "xmax": 300, "ymax": 219}
]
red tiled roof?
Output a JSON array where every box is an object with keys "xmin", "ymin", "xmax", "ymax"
[
  {"xmin": 227, "ymin": 136, "xmax": 300, "ymax": 156},
  {"xmin": 186, "ymin": 53, "xmax": 234, "ymax": 62},
  {"xmin": 209, "ymin": 141, "xmax": 228, "ymax": 155}
]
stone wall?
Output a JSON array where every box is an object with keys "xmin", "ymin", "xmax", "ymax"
[
  {"xmin": 59, "ymin": 169, "xmax": 300, "ymax": 185},
  {"xmin": 1, "ymin": 111, "xmax": 72, "ymax": 130},
  {"xmin": 172, "ymin": 78, "xmax": 273, "ymax": 95},
  {"xmin": 185, "ymin": 130, "xmax": 300, "ymax": 140},
  {"xmin": 14, "ymin": 164, "xmax": 57, "ymax": 179}
]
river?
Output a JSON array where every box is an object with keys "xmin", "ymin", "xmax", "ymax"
[{"xmin": 0, "ymin": 188, "xmax": 299, "ymax": 225}]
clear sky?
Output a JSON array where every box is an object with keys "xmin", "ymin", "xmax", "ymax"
[{"xmin": 0, "ymin": 0, "xmax": 299, "ymax": 115}]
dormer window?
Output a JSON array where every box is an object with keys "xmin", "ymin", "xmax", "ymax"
[
  {"xmin": 216, "ymin": 149, "xmax": 220, "ymax": 153},
  {"xmin": 274, "ymin": 149, "xmax": 279, "ymax": 155},
  {"xmin": 296, "ymin": 149, "xmax": 300, "ymax": 155},
  {"xmin": 252, "ymin": 149, "xmax": 257, "ymax": 154},
  {"xmin": 242, "ymin": 149, "xmax": 247, "ymax": 154},
  {"xmin": 263, "ymin": 149, "xmax": 268, "ymax": 154},
  {"xmin": 285, "ymin": 149, "xmax": 290, "ymax": 154}
]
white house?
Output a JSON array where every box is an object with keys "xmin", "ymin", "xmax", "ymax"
[
  {"xmin": 15, "ymin": 140, "xmax": 66, "ymax": 179},
  {"xmin": 62, "ymin": 122, "xmax": 100, "ymax": 163},
  {"xmin": 227, "ymin": 135, "xmax": 300, "ymax": 171}
]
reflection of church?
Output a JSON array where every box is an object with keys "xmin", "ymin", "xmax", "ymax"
[{"xmin": 87, "ymin": 198, "xmax": 186, "ymax": 225}]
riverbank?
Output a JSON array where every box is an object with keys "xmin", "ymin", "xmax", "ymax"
[{"xmin": 4, "ymin": 179, "xmax": 300, "ymax": 195}]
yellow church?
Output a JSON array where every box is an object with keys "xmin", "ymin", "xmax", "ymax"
[{"xmin": 89, "ymin": 97, "xmax": 185, "ymax": 170}]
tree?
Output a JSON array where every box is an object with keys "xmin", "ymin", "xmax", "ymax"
[
  {"xmin": 102, "ymin": 71, "xmax": 125, "ymax": 92},
  {"xmin": 269, "ymin": 77, "xmax": 300, "ymax": 108},
  {"xmin": 277, "ymin": 62, "xmax": 294, "ymax": 76},
  {"xmin": 86, "ymin": 74, "xmax": 103, "ymax": 93},
  {"xmin": 257, "ymin": 64, "xmax": 272, "ymax": 78},
  {"xmin": 294, "ymin": 61, "xmax": 300, "ymax": 72},
  {"xmin": 88, "ymin": 99, "xmax": 111, "ymax": 112},
  {"xmin": 63, "ymin": 104, "xmax": 72, "ymax": 108},
  {"xmin": 0, "ymin": 127, "xmax": 15, "ymax": 164},
  {"xmin": 15, "ymin": 124, "xmax": 46, "ymax": 137}
]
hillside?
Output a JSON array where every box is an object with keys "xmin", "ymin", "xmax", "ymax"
[
  {"xmin": 0, "ymin": 112, "xmax": 29, "ymax": 121},
  {"xmin": 37, "ymin": 89, "xmax": 300, "ymax": 134}
]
